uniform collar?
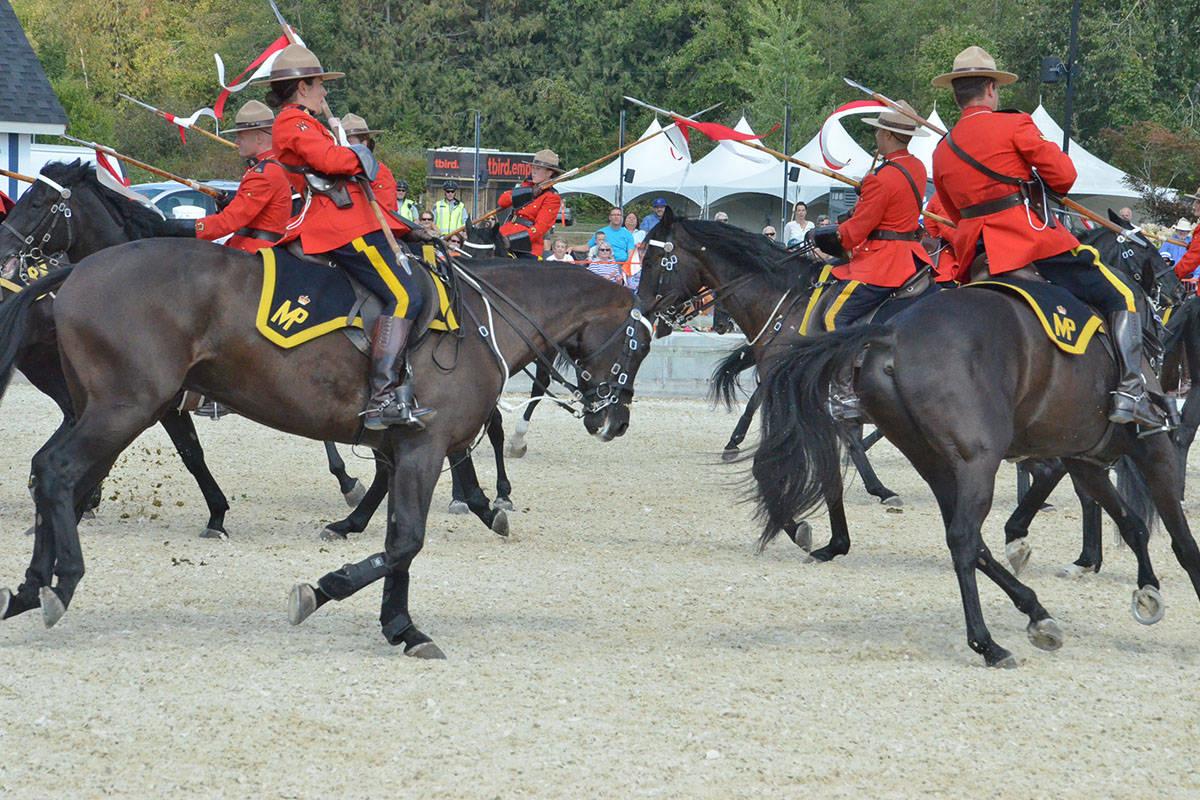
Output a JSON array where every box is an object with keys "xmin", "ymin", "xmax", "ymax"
[
  {"xmin": 959, "ymin": 105, "xmax": 992, "ymax": 120},
  {"xmin": 247, "ymin": 149, "xmax": 276, "ymax": 168},
  {"xmin": 285, "ymin": 103, "xmax": 319, "ymax": 117}
]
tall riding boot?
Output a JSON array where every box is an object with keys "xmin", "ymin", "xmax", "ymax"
[
  {"xmin": 1108, "ymin": 310, "xmax": 1160, "ymax": 427},
  {"xmin": 363, "ymin": 316, "xmax": 436, "ymax": 431},
  {"xmin": 828, "ymin": 364, "xmax": 861, "ymax": 422}
]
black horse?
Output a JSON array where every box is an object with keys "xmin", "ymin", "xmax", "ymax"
[
  {"xmin": 0, "ymin": 243, "xmax": 651, "ymax": 656},
  {"xmin": 751, "ymin": 257, "xmax": 1200, "ymax": 666}
]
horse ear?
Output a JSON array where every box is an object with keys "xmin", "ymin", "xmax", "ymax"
[
  {"xmin": 660, "ymin": 205, "xmax": 675, "ymax": 232},
  {"xmin": 1107, "ymin": 208, "xmax": 1125, "ymax": 226}
]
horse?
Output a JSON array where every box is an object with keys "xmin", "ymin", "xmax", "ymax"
[
  {"xmin": 0, "ymin": 240, "xmax": 652, "ymax": 657},
  {"xmin": 750, "ymin": 249, "xmax": 1200, "ymax": 667},
  {"xmin": 636, "ymin": 208, "xmax": 905, "ymax": 560}
]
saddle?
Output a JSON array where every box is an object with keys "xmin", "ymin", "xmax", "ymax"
[
  {"xmin": 801, "ymin": 263, "xmax": 938, "ymax": 335},
  {"xmin": 255, "ymin": 244, "xmax": 457, "ymax": 353}
]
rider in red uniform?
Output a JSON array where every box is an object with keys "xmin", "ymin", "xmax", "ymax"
[
  {"xmin": 1173, "ymin": 191, "xmax": 1200, "ymax": 286},
  {"xmin": 931, "ymin": 46, "xmax": 1156, "ymax": 427},
  {"xmin": 192, "ymin": 101, "xmax": 291, "ymax": 254},
  {"xmin": 261, "ymin": 45, "xmax": 432, "ymax": 430},
  {"xmin": 496, "ymin": 149, "xmax": 563, "ymax": 258}
]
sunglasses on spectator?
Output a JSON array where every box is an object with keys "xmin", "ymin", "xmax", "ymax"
[{"xmin": 420, "ymin": 216, "xmax": 434, "ymax": 222}]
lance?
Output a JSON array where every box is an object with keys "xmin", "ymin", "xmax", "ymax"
[
  {"xmin": 0, "ymin": 167, "xmax": 35, "ymax": 184},
  {"xmin": 842, "ymin": 78, "xmax": 1186, "ymax": 247},
  {"xmin": 60, "ymin": 135, "xmax": 221, "ymax": 198},
  {"xmin": 624, "ymin": 95, "xmax": 957, "ymax": 230},
  {"xmin": 117, "ymin": 93, "xmax": 237, "ymax": 151},
  {"xmin": 446, "ymin": 101, "xmax": 724, "ymax": 238}
]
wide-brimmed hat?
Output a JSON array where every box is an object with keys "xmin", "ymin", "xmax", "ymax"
[
  {"xmin": 253, "ymin": 44, "xmax": 344, "ymax": 85},
  {"xmin": 861, "ymin": 101, "xmax": 929, "ymax": 138},
  {"xmin": 341, "ymin": 113, "xmax": 383, "ymax": 137},
  {"xmin": 221, "ymin": 100, "xmax": 274, "ymax": 136},
  {"xmin": 525, "ymin": 149, "xmax": 564, "ymax": 174},
  {"xmin": 1174, "ymin": 218, "xmax": 1195, "ymax": 232},
  {"xmin": 932, "ymin": 46, "xmax": 1018, "ymax": 89}
]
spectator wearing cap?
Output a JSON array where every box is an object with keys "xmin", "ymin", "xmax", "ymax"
[
  {"xmin": 396, "ymin": 179, "xmax": 419, "ymax": 222},
  {"xmin": 640, "ymin": 198, "xmax": 667, "ymax": 233},
  {"xmin": 782, "ymin": 201, "xmax": 815, "ymax": 247},
  {"xmin": 1161, "ymin": 218, "xmax": 1193, "ymax": 268},
  {"xmin": 496, "ymin": 149, "xmax": 564, "ymax": 258},
  {"xmin": 433, "ymin": 179, "xmax": 469, "ymax": 234},
  {"xmin": 587, "ymin": 207, "xmax": 635, "ymax": 262},
  {"xmin": 342, "ymin": 113, "xmax": 401, "ymax": 214}
]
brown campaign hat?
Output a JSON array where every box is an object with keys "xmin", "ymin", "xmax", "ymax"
[
  {"xmin": 931, "ymin": 46, "xmax": 1018, "ymax": 89},
  {"xmin": 340, "ymin": 113, "xmax": 384, "ymax": 137},
  {"xmin": 861, "ymin": 100, "xmax": 929, "ymax": 138},
  {"xmin": 253, "ymin": 44, "xmax": 345, "ymax": 85},
  {"xmin": 221, "ymin": 100, "xmax": 275, "ymax": 136},
  {"xmin": 526, "ymin": 149, "xmax": 565, "ymax": 174}
]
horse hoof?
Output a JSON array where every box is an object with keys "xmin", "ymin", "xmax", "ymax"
[
  {"xmin": 288, "ymin": 583, "xmax": 318, "ymax": 626},
  {"xmin": 319, "ymin": 526, "xmax": 348, "ymax": 541},
  {"xmin": 491, "ymin": 510, "xmax": 510, "ymax": 537},
  {"xmin": 448, "ymin": 500, "xmax": 470, "ymax": 515},
  {"xmin": 200, "ymin": 527, "xmax": 228, "ymax": 540},
  {"xmin": 0, "ymin": 587, "xmax": 10, "ymax": 619},
  {"xmin": 880, "ymin": 494, "xmax": 903, "ymax": 508},
  {"xmin": 721, "ymin": 447, "xmax": 739, "ymax": 463},
  {"xmin": 343, "ymin": 480, "xmax": 367, "ymax": 508},
  {"xmin": 1132, "ymin": 586, "xmax": 1165, "ymax": 625},
  {"xmin": 492, "ymin": 497, "xmax": 514, "ymax": 511},
  {"xmin": 39, "ymin": 587, "xmax": 65, "ymax": 628},
  {"xmin": 1006, "ymin": 538, "xmax": 1032, "ymax": 576},
  {"xmin": 989, "ymin": 653, "xmax": 1019, "ymax": 669},
  {"xmin": 1026, "ymin": 618, "xmax": 1064, "ymax": 651},
  {"xmin": 1056, "ymin": 563, "xmax": 1097, "ymax": 579},
  {"xmin": 81, "ymin": 509, "xmax": 96, "ymax": 520},
  {"xmin": 504, "ymin": 442, "xmax": 527, "ymax": 459},
  {"xmin": 788, "ymin": 521, "xmax": 812, "ymax": 552},
  {"xmin": 405, "ymin": 641, "xmax": 446, "ymax": 660}
]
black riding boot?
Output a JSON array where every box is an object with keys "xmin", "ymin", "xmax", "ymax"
[
  {"xmin": 828, "ymin": 365, "xmax": 861, "ymax": 422},
  {"xmin": 363, "ymin": 316, "xmax": 436, "ymax": 431},
  {"xmin": 1108, "ymin": 310, "xmax": 1160, "ymax": 427}
]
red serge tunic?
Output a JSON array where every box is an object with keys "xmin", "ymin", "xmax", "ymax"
[
  {"xmin": 1174, "ymin": 237, "xmax": 1200, "ymax": 290},
  {"xmin": 372, "ymin": 162, "xmax": 399, "ymax": 212},
  {"xmin": 932, "ymin": 106, "xmax": 1079, "ymax": 275},
  {"xmin": 836, "ymin": 150, "xmax": 932, "ymax": 287},
  {"xmin": 498, "ymin": 183, "xmax": 562, "ymax": 258},
  {"xmin": 194, "ymin": 151, "xmax": 292, "ymax": 254},
  {"xmin": 271, "ymin": 104, "xmax": 408, "ymax": 252},
  {"xmin": 922, "ymin": 191, "xmax": 962, "ymax": 282}
]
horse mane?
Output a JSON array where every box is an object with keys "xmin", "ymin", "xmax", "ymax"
[
  {"xmin": 677, "ymin": 218, "xmax": 814, "ymax": 291},
  {"xmin": 41, "ymin": 161, "xmax": 169, "ymax": 240}
]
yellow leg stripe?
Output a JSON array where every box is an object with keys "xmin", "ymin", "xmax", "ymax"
[
  {"xmin": 353, "ymin": 236, "xmax": 410, "ymax": 318},
  {"xmin": 824, "ymin": 281, "xmax": 861, "ymax": 332},
  {"xmin": 1073, "ymin": 244, "xmax": 1137, "ymax": 312},
  {"xmin": 799, "ymin": 264, "xmax": 833, "ymax": 336}
]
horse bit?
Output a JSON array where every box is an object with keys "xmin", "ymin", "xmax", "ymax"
[{"xmin": 0, "ymin": 173, "xmax": 74, "ymax": 285}]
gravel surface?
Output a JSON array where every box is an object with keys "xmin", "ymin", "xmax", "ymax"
[{"xmin": 1, "ymin": 380, "xmax": 1197, "ymax": 798}]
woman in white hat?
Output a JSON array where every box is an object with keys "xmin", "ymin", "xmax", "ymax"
[
  {"xmin": 495, "ymin": 149, "xmax": 564, "ymax": 258},
  {"xmin": 261, "ymin": 44, "xmax": 433, "ymax": 430}
]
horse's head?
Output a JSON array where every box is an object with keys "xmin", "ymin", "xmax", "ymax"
[
  {"xmin": 637, "ymin": 206, "xmax": 709, "ymax": 332},
  {"xmin": 460, "ymin": 218, "xmax": 509, "ymax": 259},
  {"xmin": 566, "ymin": 292, "xmax": 655, "ymax": 441},
  {"xmin": 1089, "ymin": 211, "xmax": 1186, "ymax": 308}
]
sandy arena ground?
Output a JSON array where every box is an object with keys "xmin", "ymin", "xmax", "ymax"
[{"xmin": 1, "ymin": 378, "xmax": 1198, "ymax": 798}]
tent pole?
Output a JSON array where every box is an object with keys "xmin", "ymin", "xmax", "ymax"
[
  {"xmin": 1062, "ymin": 0, "xmax": 1080, "ymax": 154},
  {"xmin": 617, "ymin": 106, "xmax": 626, "ymax": 208},
  {"xmin": 781, "ymin": 104, "xmax": 791, "ymax": 230}
]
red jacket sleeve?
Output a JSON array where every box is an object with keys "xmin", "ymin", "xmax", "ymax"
[
  {"xmin": 1013, "ymin": 115, "xmax": 1077, "ymax": 194},
  {"xmin": 373, "ymin": 163, "xmax": 398, "ymax": 211},
  {"xmin": 196, "ymin": 170, "xmax": 272, "ymax": 241},
  {"xmin": 530, "ymin": 193, "xmax": 561, "ymax": 238},
  {"xmin": 497, "ymin": 189, "xmax": 514, "ymax": 208},
  {"xmin": 1175, "ymin": 237, "xmax": 1200, "ymax": 280},
  {"xmin": 275, "ymin": 115, "xmax": 363, "ymax": 177},
  {"xmin": 838, "ymin": 173, "xmax": 887, "ymax": 250}
]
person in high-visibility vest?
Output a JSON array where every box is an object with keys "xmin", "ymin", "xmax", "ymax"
[
  {"xmin": 432, "ymin": 180, "xmax": 468, "ymax": 234},
  {"xmin": 396, "ymin": 179, "xmax": 419, "ymax": 223}
]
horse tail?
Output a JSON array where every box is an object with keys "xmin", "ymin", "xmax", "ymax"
[
  {"xmin": 0, "ymin": 268, "xmax": 74, "ymax": 402},
  {"xmin": 709, "ymin": 344, "xmax": 756, "ymax": 410},
  {"xmin": 1115, "ymin": 455, "xmax": 1159, "ymax": 535},
  {"xmin": 752, "ymin": 324, "xmax": 890, "ymax": 548}
]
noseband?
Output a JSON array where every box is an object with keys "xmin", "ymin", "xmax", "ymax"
[
  {"xmin": 574, "ymin": 306, "xmax": 655, "ymax": 414},
  {"xmin": 0, "ymin": 173, "xmax": 75, "ymax": 283}
]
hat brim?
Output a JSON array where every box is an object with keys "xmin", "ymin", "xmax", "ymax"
[
  {"xmin": 861, "ymin": 117, "xmax": 929, "ymax": 137},
  {"xmin": 525, "ymin": 160, "xmax": 565, "ymax": 174},
  {"xmin": 931, "ymin": 68, "xmax": 1018, "ymax": 89},
  {"xmin": 343, "ymin": 129, "xmax": 384, "ymax": 137},
  {"xmin": 220, "ymin": 123, "xmax": 274, "ymax": 137},
  {"xmin": 251, "ymin": 69, "xmax": 345, "ymax": 87}
]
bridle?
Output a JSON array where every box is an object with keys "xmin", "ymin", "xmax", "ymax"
[
  {"xmin": 0, "ymin": 173, "xmax": 75, "ymax": 283},
  {"xmin": 1110, "ymin": 229, "xmax": 1183, "ymax": 311}
]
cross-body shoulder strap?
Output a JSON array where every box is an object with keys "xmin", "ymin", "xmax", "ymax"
[
  {"xmin": 877, "ymin": 158, "xmax": 922, "ymax": 209},
  {"xmin": 944, "ymin": 131, "xmax": 1021, "ymax": 185}
]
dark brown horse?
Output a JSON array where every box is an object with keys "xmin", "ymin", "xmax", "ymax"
[
  {"xmin": 751, "ymin": 272, "xmax": 1200, "ymax": 667},
  {"xmin": 0, "ymin": 242, "xmax": 652, "ymax": 657}
]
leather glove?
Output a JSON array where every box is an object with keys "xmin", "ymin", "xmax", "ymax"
[{"xmin": 215, "ymin": 189, "xmax": 235, "ymax": 212}]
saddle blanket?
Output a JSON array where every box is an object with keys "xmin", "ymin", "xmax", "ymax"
[
  {"xmin": 966, "ymin": 276, "xmax": 1103, "ymax": 355},
  {"xmin": 256, "ymin": 246, "xmax": 457, "ymax": 349}
]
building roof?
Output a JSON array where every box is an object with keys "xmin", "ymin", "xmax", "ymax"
[{"xmin": 0, "ymin": 0, "xmax": 68, "ymax": 127}]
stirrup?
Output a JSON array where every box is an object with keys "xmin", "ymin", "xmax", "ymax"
[
  {"xmin": 1109, "ymin": 389, "xmax": 1165, "ymax": 429},
  {"xmin": 828, "ymin": 393, "xmax": 862, "ymax": 422},
  {"xmin": 361, "ymin": 394, "xmax": 437, "ymax": 432}
]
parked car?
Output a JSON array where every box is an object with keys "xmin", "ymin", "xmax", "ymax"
[{"xmin": 130, "ymin": 180, "xmax": 241, "ymax": 220}]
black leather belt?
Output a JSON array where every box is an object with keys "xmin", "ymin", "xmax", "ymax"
[
  {"xmin": 512, "ymin": 217, "xmax": 534, "ymax": 228},
  {"xmin": 235, "ymin": 227, "xmax": 283, "ymax": 242},
  {"xmin": 958, "ymin": 192, "xmax": 1023, "ymax": 219},
  {"xmin": 866, "ymin": 229, "xmax": 921, "ymax": 242}
]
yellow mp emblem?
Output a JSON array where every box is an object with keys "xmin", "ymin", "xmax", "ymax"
[
  {"xmin": 270, "ymin": 299, "xmax": 310, "ymax": 331},
  {"xmin": 1052, "ymin": 313, "xmax": 1076, "ymax": 340}
]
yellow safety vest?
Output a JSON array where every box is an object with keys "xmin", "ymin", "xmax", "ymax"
[{"xmin": 433, "ymin": 199, "xmax": 467, "ymax": 233}]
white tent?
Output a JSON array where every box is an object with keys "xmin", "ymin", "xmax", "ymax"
[
  {"xmin": 1030, "ymin": 104, "xmax": 1139, "ymax": 199},
  {"xmin": 674, "ymin": 116, "xmax": 778, "ymax": 207},
  {"xmin": 909, "ymin": 107, "xmax": 947, "ymax": 177},
  {"xmin": 555, "ymin": 119, "xmax": 692, "ymax": 205}
]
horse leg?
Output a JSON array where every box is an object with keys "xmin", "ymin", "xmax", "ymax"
[
  {"xmin": 723, "ymin": 384, "xmax": 761, "ymax": 462},
  {"xmin": 808, "ymin": 476, "xmax": 851, "ymax": 562},
  {"xmin": 485, "ymin": 408, "xmax": 514, "ymax": 510},
  {"xmin": 321, "ymin": 455, "xmax": 389, "ymax": 540},
  {"xmin": 1002, "ymin": 459, "xmax": 1068, "ymax": 575},
  {"xmin": 1059, "ymin": 472, "xmax": 1104, "ymax": 577},
  {"xmin": 841, "ymin": 422, "xmax": 901, "ymax": 507},
  {"xmin": 324, "ymin": 441, "xmax": 366, "ymax": 507},
  {"xmin": 1129, "ymin": 436, "xmax": 1200, "ymax": 615},
  {"xmin": 158, "ymin": 410, "xmax": 230, "ymax": 539},
  {"xmin": 448, "ymin": 451, "xmax": 507, "ymax": 535},
  {"xmin": 506, "ymin": 362, "xmax": 549, "ymax": 458}
]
